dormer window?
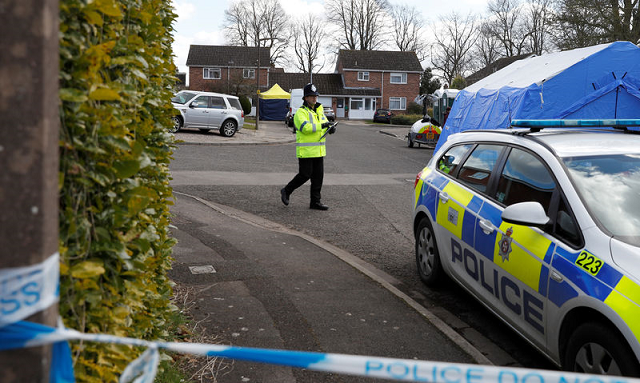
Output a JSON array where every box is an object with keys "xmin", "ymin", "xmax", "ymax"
[
  {"xmin": 358, "ymin": 71, "xmax": 370, "ymax": 81},
  {"xmin": 390, "ymin": 72, "xmax": 407, "ymax": 84}
]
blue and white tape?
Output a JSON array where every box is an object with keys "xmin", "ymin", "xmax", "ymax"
[
  {"xmin": 0, "ymin": 252, "xmax": 59, "ymax": 327},
  {"xmin": 3, "ymin": 254, "xmax": 640, "ymax": 383}
]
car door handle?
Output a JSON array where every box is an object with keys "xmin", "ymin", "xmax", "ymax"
[
  {"xmin": 438, "ymin": 192, "xmax": 449, "ymax": 203},
  {"xmin": 478, "ymin": 219, "xmax": 494, "ymax": 234}
]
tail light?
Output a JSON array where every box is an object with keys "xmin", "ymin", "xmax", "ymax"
[
  {"xmin": 414, "ymin": 170, "xmax": 423, "ymax": 188},
  {"xmin": 241, "ymin": 110, "xmax": 245, "ymax": 118}
]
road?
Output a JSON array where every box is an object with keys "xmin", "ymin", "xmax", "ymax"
[{"xmin": 169, "ymin": 120, "xmax": 556, "ymax": 371}]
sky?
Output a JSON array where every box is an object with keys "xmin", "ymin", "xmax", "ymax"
[{"xmin": 171, "ymin": 0, "xmax": 490, "ymax": 75}]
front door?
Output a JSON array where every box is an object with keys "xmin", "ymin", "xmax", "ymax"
[{"xmin": 336, "ymin": 98, "xmax": 344, "ymax": 118}]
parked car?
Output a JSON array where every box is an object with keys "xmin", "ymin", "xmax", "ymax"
[
  {"xmin": 171, "ymin": 90, "xmax": 244, "ymax": 137},
  {"xmin": 407, "ymin": 116, "xmax": 441, "ymax": 148},
  {"xmin": 413, "ymin": 119, "xmax": 640, "ymax": 376},
  {"xmin": 324, "ymin": 106, "xmax": 336, "ymax": 121},
  {"xmin": 373, "ymin": 108, "xmax": 393, "ymax": 123}
]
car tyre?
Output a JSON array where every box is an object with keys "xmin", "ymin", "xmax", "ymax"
[
  {"xmin": 415, "ymin": 217, "xmax": 444, "ymax": 286},
  {"xmin": 563, "ymin": 321, "xmax": 640, "ymax": 376},
  {"xmin": 220, "ymin": 119, "xmax": 237, "ymax": 137},
  {"xmin": 407, "ymin": 135, "xmax": 414, "ymax": 148},
  {"xmin": 171, "ymin": 116, "xmax": 182, "ymax": 133}
]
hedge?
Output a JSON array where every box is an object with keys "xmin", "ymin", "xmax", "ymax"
[{"xmin": 59, "ymin": 0, "xmax": 178, "ymax": 381}]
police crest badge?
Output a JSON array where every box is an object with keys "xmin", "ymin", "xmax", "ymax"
[{"xmin": 498, "ymin": 227, "xmax": 513, "ymax": 262}]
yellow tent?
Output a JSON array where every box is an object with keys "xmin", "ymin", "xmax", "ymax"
[
  {"xmin": 258, "ymin": 83, "xmax": 290, "ymax": 120},
  {"xmin": 259, "ymin": 83, "xmax": 290, "ymax": 99}
]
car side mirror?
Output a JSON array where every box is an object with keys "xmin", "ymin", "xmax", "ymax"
[
  {"xmin": 188, "ymin": 102, "xmax": 195, "ymax": 108},
  {"xmin": 501, "ymin": 201, "xmax": 550, "ymax": 228}
]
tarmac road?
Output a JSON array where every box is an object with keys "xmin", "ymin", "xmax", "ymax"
[{"xmin": 168, "ymin": 121, "xmax": 500, "ymax": 382}]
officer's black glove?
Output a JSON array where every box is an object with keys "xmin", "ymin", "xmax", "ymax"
[
  {"xmin": 321, "ymin": 122, "xmax": 332, "ymax": 129},
  {"xmin": 329, "ymin": 125, "xmax": 337, "ymax": 134}
]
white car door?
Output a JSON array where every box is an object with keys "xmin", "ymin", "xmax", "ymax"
[
  {"xmin": 208, "ymin": 96, "xmax": 227, "ymax": 128},
  {"xmin": 184, "ymin": 95, "xmax": 210, "ymax": 128}
]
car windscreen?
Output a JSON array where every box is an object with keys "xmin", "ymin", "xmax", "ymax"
[
  {"xmin": 171, "ymin": 92, "xmax": 198, "ymax": 104},
  {"xmin": 563, "ymin": 154, "xmax": 640, "ymax": 246}
]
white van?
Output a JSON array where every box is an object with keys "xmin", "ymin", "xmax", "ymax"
[{"xmin": 285, "ymin": 88, "xmax": 304, "ymax": 127}]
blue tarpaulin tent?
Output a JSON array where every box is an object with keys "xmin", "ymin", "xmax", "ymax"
[
  {"xmin": 436, "ymin": 41, "xmax": 640, "ymax": 152},
  {"xmin": 259, "ymin": 83, "xmax": 290, "ymax": 121}
]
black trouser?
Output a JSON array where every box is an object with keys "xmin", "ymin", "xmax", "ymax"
[{"xmin": 284, "ymin": 157, "xmax": 324, "ymax": 204}]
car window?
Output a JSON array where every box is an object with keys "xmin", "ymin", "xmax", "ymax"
[
  {"xmin": 458, "ymin": 145, "xmax": 503, "ymax": 193},
  {"xmin": 172, "ymin": 91, "xmax": 198, "ymax": 104},
  {"xmin": 227, "ymin": 98, "xmax": 242, "ymax": 110},
  {"xmin": 494, "ymin": 148, "xmax": 555, "ymax": 213},
  {"xmin": 210, "ymin": 96, "xmax": 226, "ymax": 109},
  {"xmin": 191, "ymin": 96, "xmax": 209, "ymax": 109},
  {"xmin": 437, "ymin": 144, "xmax": 473, "ymax": 175}
]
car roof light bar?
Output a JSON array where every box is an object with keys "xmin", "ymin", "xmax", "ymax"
[{"xmin": 511, "ymin": 119, "xmax": 640, "ymax": 128}]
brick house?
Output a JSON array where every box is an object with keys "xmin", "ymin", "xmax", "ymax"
[
  {"xmin": 334, "ymin": 50, "xmax": 423, "ymax": 119},
  {"xmin": 186, "ymin": 45, "xmax": 271, "ymax": 95},
  {"xmin": 185, "ymin": 45, "xmax": 422, "ymax": 120}
]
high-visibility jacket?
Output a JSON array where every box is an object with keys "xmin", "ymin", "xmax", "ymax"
[{"xmin": 294, "ymin": 103, "xmax": 329, "ymax": 158}]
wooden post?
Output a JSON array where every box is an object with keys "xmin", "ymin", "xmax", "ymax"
[{"xmin": 0, "ymin": 0, "xmax": 60, "ymax": 381}]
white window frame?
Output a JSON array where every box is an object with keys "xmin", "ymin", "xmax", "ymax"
[
  {"xmin": 358, "ymin": 71, "xmax": 370, "ymax": 81},
  {"xmin": 243, "ymin": 68, "xmax": 255, "ymax": 79},
  {"xmin": 389, "ymin": 97, "xmax": 406, "ymax": 110},
  {"xmin": 203, "ymin": 67, "xmax": 221, "ymax": 79},
  {"xmin": 390, "ymin": 72, "xmax": 407, "ymax": 84}
]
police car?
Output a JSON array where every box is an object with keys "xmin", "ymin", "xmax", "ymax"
[{"xmin": 412, "ymin": 119, "xmax": 640, "ymax": 376}]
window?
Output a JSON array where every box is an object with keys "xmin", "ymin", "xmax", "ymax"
[
  {"xmin": 210, "ymin": 96, "xmax": 226, "ymax": 109},
  {"xmin": 458, "ymin": 145, "xmax": 503, "ymax": 193},
  {"xmin": 389, "ymin": 97, "xmax": 406, "ymax": 110},
  {"xmin": 494, "ymin": 148, "xmax": 555, "ymax": 212},
  {"xmin": 390, "ymin": 72, "xmax": 407, "ymax": 84},
  {"xmin": 350, "ymin": 98, "xmax": 363, "ymax": 110},
  {"xmin": 364, "ymin": 98, "xmax": 373, "ymax": 110},
  {"xmin": 227, "ymin": 98, "xmax": 242, "ymax": 111},
  {"xmin": 437, "ymin": 144, "xmax": 473, "ymax": 175},
  {"xmin": 243, "ymin": 69, "xmax": 255, "ymax": 79},
  {"xmin": 203, "ymin": 68, "xmax": 221, "ymax": 79},
  {"xmin": 191, "ymin": 96, "xmax": 209, "ymax": 108},
  {"xmin": 358, "ymin": 71, "xmax": 369, "ymax": 81}
]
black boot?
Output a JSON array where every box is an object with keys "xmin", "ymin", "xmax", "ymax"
[
  {"xmin": 309, "ymin": 202, "xmax": 328, "ymax": 210},
  {"xmin": 280, "ymin": 188, "xmax": 289, "ymax": 206}
]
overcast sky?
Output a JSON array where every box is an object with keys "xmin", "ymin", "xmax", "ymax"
[{"xmin": 172, "ymin": 0, "xmax": 489, "ymax": 74}]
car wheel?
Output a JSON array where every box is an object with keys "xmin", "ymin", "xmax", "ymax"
[
  {"xmin": 407, "ymin": 135, "xmax": 414, "ymax": 148},
  {"xmin": 220, "ymin": 120, "xmax": 237, "ymax": 137},
  {"xmin": 170, "ymin": 116, "xmax": 182, "ymax": 133},
  {"xmin": 564, "ymin": 322, "xmax": 640, "ymax": 376},
  {"xmin": 415, "ymin": 217, "xmax": 444, "ymax": 286}
]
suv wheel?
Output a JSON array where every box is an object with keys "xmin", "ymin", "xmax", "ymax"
[
  {"xmin": 564, "ymin": 322, "xmax": 640, "ymax": 376},
  {"xmin": 415, "ymin": 217, "xmax": 444, "ymax": 286},
  {"xmin": 220, "ymin": 119, "xmax": 237, "ymax": 137},
  {"xmin": 171, "ymin": 116, "xmax": 182, "ymax": 133}
]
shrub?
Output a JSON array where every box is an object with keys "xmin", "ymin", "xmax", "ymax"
[
  {"xmin": 407, "ymin": 101, "xmax": 423, "ymax": 115},
  {"xmin": 239, "ymin": 95, "xmax": 252, "ymax": 115},
  {"xmin": 391, "ymin": 114, "xmax": 423, "ymax": 125},
  {"xmin": 59, "ymin": 0, "xmax": 177, "ymax": 381}
]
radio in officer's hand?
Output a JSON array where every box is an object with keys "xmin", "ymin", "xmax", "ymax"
[{"xmin": 320, "ymin": 122, "xmax": 338, "ymax": 139}]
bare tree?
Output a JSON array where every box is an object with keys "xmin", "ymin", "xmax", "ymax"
[
  {"xmin": 431, "ymin": 12, "xmax": 479, "ymax": 85},
  {"xmin": 523, "ymin": 0, "xmax": 553, "ymax": 55},
  {"xmin": 290, "ymin": 14, "xmax": 328, "ymax": 74},
  {"xmin": 224, "ymin": 0, "xmax": 289, "ymax": 65},
  {"xmin": 390, "ymin": 4, "xmax": 428, "ymax": 60},
  {"xmin": 485, "ymin": 0, "xmax": 530, "ymax": 57},
  {"xmin": 474, "ymin": 21, "xmax": 502, "ymax": 69},
  {"xmin": 326, "ymin": 0, "xmax": 389, "ymax": 50},
  {"xmin": 552, "ymin": 0, "xmax": 640, "ymax": 49}
]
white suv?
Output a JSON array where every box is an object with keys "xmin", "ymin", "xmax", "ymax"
[{"xmin": 171, "ymin": 91, "xmax": 244, "ymax": 137}]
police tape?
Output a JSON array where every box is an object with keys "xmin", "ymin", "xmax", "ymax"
[
  {"xmin": 3, "ymin": 255, "xmax": 640, "ymax": 383},
  {"xmin": 3, "ymin": 319, "xmax": 640, "ymax": 383},
  {"xmin": 0, "ymin": 252, "xmax": 59, "ymax": 327}
]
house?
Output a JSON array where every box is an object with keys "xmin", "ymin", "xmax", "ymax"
[
  {"xmin": 185, "ymin": 45, "xmax": 423, "ymax": 120},
  {"xmin": 185, "ymin": 45, "xmax": 271, "ymax": 95},
  {"xmin": 334, "ymin": 50, "xmax": 423, "ymax": 119}
]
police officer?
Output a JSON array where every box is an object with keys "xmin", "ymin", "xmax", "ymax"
[{"xmin": 280, "ymin": 83, "xmax": 335, "ymax": 210}]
